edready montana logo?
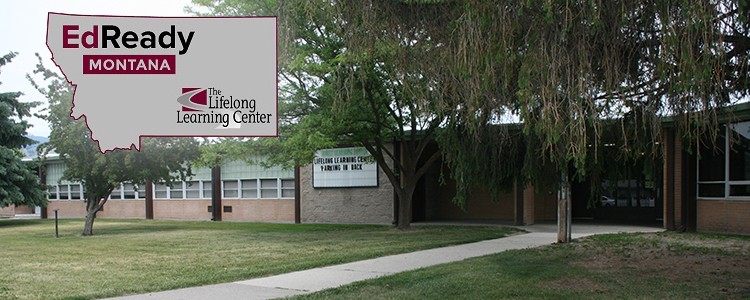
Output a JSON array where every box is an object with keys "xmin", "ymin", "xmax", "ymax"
[{"xmin": 47, "ymin": 13, "xmax": 277, "ymax": 152}]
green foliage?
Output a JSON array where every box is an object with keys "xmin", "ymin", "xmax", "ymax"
[
  {"xmin": 30, "ymin": 54, "xmax": 199, "ymax": 234},
  {"xmin": 348, "ymin": 0, "xmax": 747, "ymax": 208},
  {"xmin": 192, "ymin": 0, "xmax": 449, "ymax": 228},
  {"xmin": 0, "ymin": 52, "xmax": 46, "ymax": 208}
]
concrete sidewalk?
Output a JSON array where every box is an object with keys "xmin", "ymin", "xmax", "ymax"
[{"xmin": 108, "ymin": 223, "xmax": 662, "ymax": 300}]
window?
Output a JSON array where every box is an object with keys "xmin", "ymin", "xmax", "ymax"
[
  {"xmin": 698, "ymin": 121, "xmax": 750, "ymax": 199},
  {"xmin": 260, "ymin": 179, "xmax": 278, "ymax": 198},
  {"xmin": 170, "ymin": 182, "xmax": 183, "ymax": 199},
  {"xmin": 123, "ymin": 183, "xmax": 137, "ymax": 199},
  {"xmin": 47, "ymin": 186, "xmax": 57, "ymax": 200},
  {"xmin": 729, "ymin": 121, "xmax": 750, "ymax": 196},
  {"xmin": 241, "ymin": 179, "xmax": 257, "ymax": 198},
  {"xmin": 70, "ymin": 184, "xmax": 82, "ymax": 200},
  {"xmin": 185, "ymin": 181, "xmax": 200, "ymax": 199},
  {"xmin": 47, "ymin": 184, "xmax": 87, "ymax": 200},
  {"xmin": 154, "ymin": 183, "xmax": 168, "ymax": 199},
  {"xmin": 202, "ymin": 181, "xmax": 213, "ymax": 199},
  {"xmin": 109, "ymin": 184, "xmax": 123, "ymax": 199},
  {"xmin": 281, "ymin": 179, "xmax": 295, "ymax": 198},
  {"xmin": 223, "ymin": 180, "xmax": 238, "ymax": 198},
  {"xmin": 58, "ymin": 185, "xmax": 69, "ymax": 200}
]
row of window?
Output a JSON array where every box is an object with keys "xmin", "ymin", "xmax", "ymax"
[
  {"xmin": 697, "ymin": 121, "xmax": 750, "ymax": 199},
  {"xmin": 47, "ymin": 178, "xmax": 295, "ymax": 200}
]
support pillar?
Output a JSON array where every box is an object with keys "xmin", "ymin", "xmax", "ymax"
[
  {"xmin": 145, "ymin": 180, "xmax": 153, "ymax": 219},
  {"xmin": 514, "ymin": 180, "xmax": 524, "ymax": 226},
  {"xmin": 39, "ymin": 166, "xmax": 48, "ymax": 219},
  {"xmin": 211, "ymin": 166, "xmax": 222, "ymax": 221},
  {"xmin": 294, "ymin": 165, "xmax": 301, "ymax": 224}
]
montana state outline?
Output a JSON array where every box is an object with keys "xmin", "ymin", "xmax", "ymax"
[{"xmin": 47, "ymin": 13, "xmax": 277, "ymax": 152}]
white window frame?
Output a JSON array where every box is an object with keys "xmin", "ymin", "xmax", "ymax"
[
  {"xmin": 280, "ymin": 178, "xmax": 295, "ymax": 199},
  {"xmin": 259, "ymin": 178, "xmax": 279, "ymax": 199},
  {"xmin": 222, "ymin": 180, "xmax": 240, "ymax": 199},
  {"xmin": 697, "ymin": 123, "xmax": 750, "ymax": 200}
]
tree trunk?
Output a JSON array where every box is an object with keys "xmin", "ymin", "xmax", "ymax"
[
  {"xmin": 82, "ymin": 194, "xmax": 106, "ymax": 236},
  {"xmin": 557, "ymin": 172, "xmax": 572, "ymax": 243},
  {"xmin": 396, "ymin": 182, "xmax": 416, "ymax": 230},
  {"xmin": 82, "ymin": 210, "xmax": 97, "ymax": 236}
]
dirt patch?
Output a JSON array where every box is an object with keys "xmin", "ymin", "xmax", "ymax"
[{"xmin": 567, "ymin": 233, "xmax": 750, "ymax": 297}]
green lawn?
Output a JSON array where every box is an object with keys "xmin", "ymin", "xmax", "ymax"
[
  {"xmin": 296, "ymin": 232, "xmax": 750, "ymax": 300},
  {"xmin": 0, "ymin": 218, "xmax": 517, "ymax": 300}
]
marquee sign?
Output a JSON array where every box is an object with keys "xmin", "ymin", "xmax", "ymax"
[{"xmin": 312, "ymin": 147, "xmax": 378, "ymax": 188}]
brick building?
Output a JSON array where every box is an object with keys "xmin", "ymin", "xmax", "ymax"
[{"xmin": 4, "ymin": 104, "xmax": 749, "ymax": 235}]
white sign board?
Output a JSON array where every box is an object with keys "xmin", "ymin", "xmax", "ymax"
[{"xmin": 313, "ymin": 147, "xmax": 378, "ymax": 188}]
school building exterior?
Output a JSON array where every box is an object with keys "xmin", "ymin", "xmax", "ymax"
[{"xmin": 4, "ymin": 104, "xmax": 750, "ymax": 235}]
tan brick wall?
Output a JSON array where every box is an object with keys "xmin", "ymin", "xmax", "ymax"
[
  {"xmin": 697, "ymin": 200, "xmax": 750, "ymax": 234},
  {"xmin": 222, "ymin": 199, "xmax": 294, "ymax": 222},
  {"xmin": 14, "ymin": 205, "xmax": 34, "ymax": 214},
  {"xmin": 45, "ymin": 198, "xmax": 293, "ymax": 222},
  {"xmin": 46, "ymin": 200, "xmax": 87, "ymax": 218},
  {"xmin": 153, "ymin": 200, "xmax": 212, "ymax": 220},
  {"xmin": 0, "ymin": 206, "xmax": 15, "ymax": 217},
  {"xmin": 47, "ymin": 200, "xmax": 145, "ymax": 219},
  {"xmin": 99, "ymin": 200, "xmax": 145, "ymax": 219}
]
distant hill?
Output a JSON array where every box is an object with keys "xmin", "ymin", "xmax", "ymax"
[{"xmin": 21, "ymin": 135, "xmax": 49, "ymax": 158}]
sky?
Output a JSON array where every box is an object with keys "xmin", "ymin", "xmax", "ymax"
[{"xmin": 0, "ymin": 0, "xmax": 195, "ymax": 137}]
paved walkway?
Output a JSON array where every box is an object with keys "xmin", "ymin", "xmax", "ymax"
[{"xmin": 108, "ymin": 223, "xmax": 662, "ymax": 300}]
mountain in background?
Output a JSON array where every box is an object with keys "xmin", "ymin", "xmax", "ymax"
[{"xmin": 21, "ymin": 135, "xmax": 49, "ymax": 158}]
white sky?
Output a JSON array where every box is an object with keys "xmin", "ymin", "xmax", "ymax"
[{"xmin": 0, "ymin": 0, "xmax": 194, "ymax": 137}]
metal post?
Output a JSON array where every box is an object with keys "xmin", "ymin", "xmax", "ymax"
[{"xmin": 54, "ymin": 209, "xmax": 59, "ymax": 238}]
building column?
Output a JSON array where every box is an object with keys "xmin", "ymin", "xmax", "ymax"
[
  {"xmin": 294, "ymin": 165, "xmax": 301, "ymax": 224},
  {"xmin": 211, "ymin": 166, "xmax": 222, "ymax": 221},
  {"xmin": 39, "ymin": 165, "xmax": 48, "ymax": 219},
  {"xmin": 514, "ymin": 180, "xmax": 524, "ymax": 226},
  {"xmin": 663, "ymin": 129, "xmax": 676, "ymax": 230},
  {"xmin": 145, "ymin": 180, "xmax": 153, "ymax": 219},
  {"xmin": 523, "ymin": 185, "xmax": 535, "ymax": 225}
]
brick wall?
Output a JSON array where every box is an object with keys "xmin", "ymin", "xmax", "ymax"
[
  {"xmin": 697, "ymin": 200, "xmax": 750, "ymax": 234},
  {"xmin": 44, "ymin": 198, "xmax": 293, "ymax": 222},
  {"xmin": 14, "ymin": 205, "xmax": 34, "ymax": 214},
  {"xmin": 46, "ymin": 200, "xmax": 87, "ymax": 218},
  {"xmin": 223, "ymin": 199, "xmax": 294, "ymax": 222},
  {"xmin": 433, "ymin": 183, "xmax": 515, "ymax": 221},
  {"xmin": 0, "ymin": 206, "xmax": 14, "ymax": 217}
]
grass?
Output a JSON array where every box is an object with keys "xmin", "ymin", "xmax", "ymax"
[
  {"xmin": 0, "ymin": 218, "xmax": 518, "ymax": 300},
  {"xmin": 295, "ymin": 231, "xmax": 750, "ymax": 300}
]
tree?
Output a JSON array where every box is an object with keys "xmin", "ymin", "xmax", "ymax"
[
  {"xmin": 31, "ymin": 55, "xmax": 200, "ymax": 235},
  {"xmin": 351, "ymin": 0, "xmax": 749, "ymax": 241},
  {"xmin": 191, "ymin": 0, "xmax": 450, "ymax": 229},
  {"xmin": 0, "ymin": 52, "xmax": 46, "ymax": 208}
]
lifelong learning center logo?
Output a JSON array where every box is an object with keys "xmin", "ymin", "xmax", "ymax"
[
  {"xmin": 47, "ymin": 13, "xmax": 277, "ymax": 152},
  {"xmin": 176, "ymin": 87, "xmax": 273, "ymax": 129}
]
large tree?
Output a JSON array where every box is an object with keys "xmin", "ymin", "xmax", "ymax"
[
  {"xmin": 191, "ymin": 0, "xmax": 451, "ymax": 229},
  {"xmin": 0, "ymin": 52, "xmax": 46, "ymax": 208},
  {"xmin": 350, "ymin": 0, "xmax": 750, "ymax": 241},
  {"xmin": 32, "ymin": 56, "xmax": 200, "ymax": 235},
  {"xmin": 192, "ymin": 1, "xmax": 749, "ymax": 236}
]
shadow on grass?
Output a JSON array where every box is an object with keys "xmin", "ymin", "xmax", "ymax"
[{"xmin": 0, "ymin": 218, "xmax": 48, "ymax": 228}]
